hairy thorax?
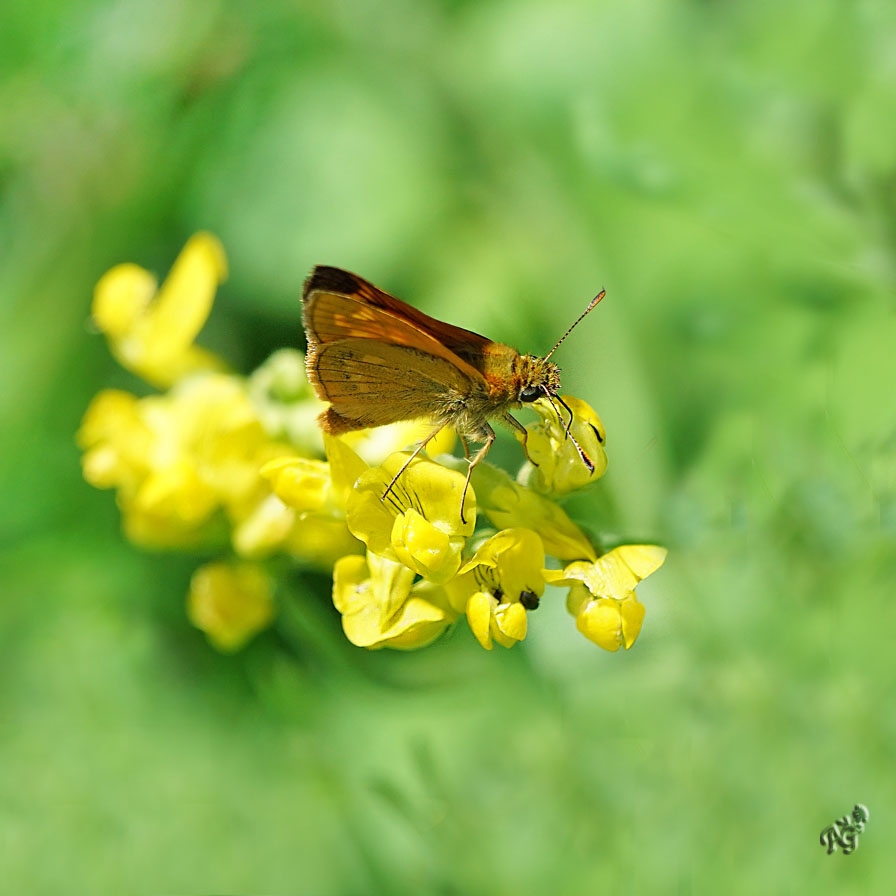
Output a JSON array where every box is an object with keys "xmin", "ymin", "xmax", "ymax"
[{"xmin": 432, "ymin": 350, "xmax": 561, "ymax": 442}]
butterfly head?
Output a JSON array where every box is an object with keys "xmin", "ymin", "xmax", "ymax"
[
  {"xmin": 517, "ymin": 354, "xmax": 595, "ymax": 474},
  {"xmin": 517, "ymin": 355, "xmax": 561, "ymax": 402}
]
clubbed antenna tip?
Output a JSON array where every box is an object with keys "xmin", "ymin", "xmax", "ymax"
[{"xmin": 544, "ymin": 288, "xmax": 606, "ymax": 361}]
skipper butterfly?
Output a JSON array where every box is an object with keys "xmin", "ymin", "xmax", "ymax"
[{"xmin": 302, "ymin": 266, "xmax": 604, "ymax": 519}]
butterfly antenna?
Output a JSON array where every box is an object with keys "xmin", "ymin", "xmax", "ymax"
[
  {"xmin": 555, "ymin": 394, "xmax": 575, "ymax": 435},
  {"xmin": 543, "ymin": 289, "xmax": 606, "ymax": 361},
  {"xmin": 542, "ymin": 390, "xmax": 594, "ymax": 473}
]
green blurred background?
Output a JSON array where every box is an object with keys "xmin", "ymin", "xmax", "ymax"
[{"xmin": 2, "ymin": 0, "xmax": 894, "ymax": 892}]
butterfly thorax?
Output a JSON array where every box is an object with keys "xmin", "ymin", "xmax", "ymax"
[
  {"xmin": 472, "ymin": 348, "xmax": 561, "ymax": 401},
  {"xmin": 436, "ymin": 352, "xmax": 561, "ymax": 442}
]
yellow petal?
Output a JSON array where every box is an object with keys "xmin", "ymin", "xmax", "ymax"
[
  {"xmin": 152, "ymin": 344, "xmax": 228, "ymax": 387},
  {"xmin": 367, "ymin": 595, "xmax": 452, "ymax": 650},
  {"xmin": 495, "ymin": 601, "xmax": 527, "ymax": 643},
  {"xmin": 134, "ymin": 462, "xmax": 217, "ymax": 525},
  {"xmin": 99, "ymin": 234, "xmax": 229, "ymax": 386},
  {"xmin": 129, "ymin": 232, "xmax": 227, "ymax": 365},
  {"xmin": 260, "ymin": 456, "xmax": 331, "ymax": 513},
  {"xmin": 334, "ymin": 552, "xmax": 414, "ymax": 633},
  {"xmin": 346, "ymin": 453, "xmax": 475, "ymax": 562},
  {"xmin": 77, "ymin": 389, "xmax": 151, "ymax": 490},
  {"xmin": 77, "ymin": 389, "xmax": 140, "ymax": 445},
  {"xmin": 333, "ymin": 553, "xmax": 452, "ymax": 649},
  {"xmin": 470, "ymin": 462, "xmax": 595, "ymax": 561},
  {"xmin": 620, "ymin": 593, "xmax": 646, "ymax": 649},
  {"xmin": 81, "ymin": 445, "xmax": 123, "ymax": 489},
  {"xmin": 285, "ymin": 516, "xmax": 363, "ymax": 570},
  {"xmin": 617, "ymin": 545, "xmax": 668, "ymax": 580},
  {"xmin": 392, "ymin": 509, "xmax": 450, "ymax": 559},
  {"xmin": 565, "ymin": 583, "xmax": 591, "ymax": 617},
  {"xmin": 466, "ymin": 592, "xmax": 496, "ymax": 650},
  {"xmin": 231, "ymin": 494, "xmax": 295, "ymax": 557},
  {"xmin": 459, "ymin": 528, "xmax": 545, "ymax": 599},
  {"xmin": 92, "ymin": 264, "xmax": 157, "ymax": 339},
  {"xmin": 367, "ymin": 552, "xmax": 417, "ymax": 619},
  {"xmin": 522, "ymin": 395, "xmax": 608, "ymax": 495},
  {"xmin": 187, "ymin": 561, "xmax": 275, "ymax": 652},
  {"xmin": 442, "ymin": 570, "xmax": 478, "ymax": 615},
  {"xmin": 380, "ymin": 453, "xmax": 475, "ymax": 536},
  {"xmin": 544, "ymin": 544, "xmax": 667, "ymax": 598},
  {"xmin": 573, "ymin": 592, "xmax": 646, "ymax": 652},
  {"xmin": 391, "ymin": 509, "xmax": 463, "ymax": 584},
  {"xmin": 345, "ymin": 474, "xmax": 398, "ymax": 559},
  {"xmin": 323, "ymin": 434, "xmax": 368, "ymax": 508},
  {"xmin": 331, "ymin": 555, "xmax": 373, "ymax": 617},
  {"xmin": 575, "ymin": 598, "xmax": 624, "ymax": 651}
]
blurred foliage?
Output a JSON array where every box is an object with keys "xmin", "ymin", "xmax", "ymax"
[{"xmin": 2, "ymin": 0, "xmax": 896, "ymax": 892}]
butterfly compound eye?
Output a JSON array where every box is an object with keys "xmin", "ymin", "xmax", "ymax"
[{"xmin": 519, "ymin": 385, "xmax": 542, "ymax": 402}]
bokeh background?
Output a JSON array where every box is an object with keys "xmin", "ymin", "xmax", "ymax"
[{"xmin": 2, "ymin": 0, "xmax": 895, "ymax": 892}]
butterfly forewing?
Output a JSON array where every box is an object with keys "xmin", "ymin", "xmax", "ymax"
[
  {"xmin": 303, "ymin": 266, "xmax": 498, "ymax": 378},
  {"xmin": 313, "ymin": 338, "xmax": 472, "ymax": 429}
]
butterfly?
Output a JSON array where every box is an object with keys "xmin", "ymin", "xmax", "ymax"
[{"xmin": 301, "ymin": 266, "xmax": 604, "ymax": 520}]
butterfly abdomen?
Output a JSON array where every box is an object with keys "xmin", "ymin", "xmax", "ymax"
[{"xmin": 318, "ymin": 406, "xmax": 361, "ymax": 435}]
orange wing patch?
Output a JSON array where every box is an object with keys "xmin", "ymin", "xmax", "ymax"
[{"xmin": 302, "ymin": 267, "xmax": 494, "ymax": 381}]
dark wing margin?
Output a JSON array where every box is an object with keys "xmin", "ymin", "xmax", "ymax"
[{"xmin": 302, "ymin": 265, "xmax": 501, "ymax": 372}]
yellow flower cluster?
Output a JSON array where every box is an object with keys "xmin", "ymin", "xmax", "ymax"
[{"xmin": 79, "ymin": 235, "xmax": 666, "ymax": 654}]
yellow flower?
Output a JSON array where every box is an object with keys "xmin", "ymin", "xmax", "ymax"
[
  {"xmin": 520, "ymin": 395, "xmax": 608, "ymax": 495},
  {"xmin": 254, "ymin": 436, "xmax": 365, "ymax": 568},
  {"xmin": 460, "ymin": 528, "xmax": 546, "ymax": 603},
  {"xmin": 322, "ymin": 434, "xmax": 370, "ymax": 507},
  {"xmin": 468, "ymin": 461, "xmax": 596, "ymax": 562},
  {"xmin": 332, "ymin": 552, "xmax": 458, "ymax": 649},
  {"xmin": 78, "ymin": 389, "xmax": 152, "ymax": 492},
  {"xmin": 187, "ymin": 561, "xmax": 275, "ymax": 651},
  {"xmin": 82, "ymin": 232, "xmax": 669, "ymax": 660},
  {"xmin": 346, "ymin": 452, "xmax": 475, "ymax": 584},
  {"xmin": 79, "ymin": 384, "xmax": 221, "ymax": 547},
  {"xmin": 544, "ymin": 544, "xmax": 667, "ymax": 651},
  {"xmin": 78, "ymin": 372, "xmax": 296, "ymax": 550},
  {"xmin": 567, "ymin": 586, "xmax": 645, "ymax": 652},
  {"xmin": 544, "ymin": 544, "xmax": 667, "ymax": 597},
  {"xmin": 261, "ymin": 456, "xmax": 336, "ymax": 515},
  {"xmin": 448, "ymin": 528, "xmax": 545, "ymax": 650},
  {"xmin": 165, "ymin": 374, "xmax": 280, "ymax": 507},
  {"xmin": 465, "ymin": 593, "xmax": 528, "ymax": 650},
  {"xmin": 92, "ymin": 232, "xmax": 228, "ymax": 388},
  {"xmin": 230, "ymin": 486, "xmax": 362, "ymax": 569},
  {"xmin": 260, "ymin": 433, "xmax": 367, "ymax": 517}
]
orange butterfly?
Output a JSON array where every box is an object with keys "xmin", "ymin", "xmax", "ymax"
[{"xmin": 301, "ymin": 266, "xmax": 604, "ymax": 519}]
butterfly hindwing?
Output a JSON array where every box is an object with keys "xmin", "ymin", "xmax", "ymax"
[{"xmin": 309, "ymin": 338, "xmax": 470, "ymax": 430}]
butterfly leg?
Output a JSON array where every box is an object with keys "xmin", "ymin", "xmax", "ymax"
[
  {"xmin": 500, "ymin": 412, "xmax": 537, "ymax": 466},
  {"xmin": 381, "ymin": 421, "xmax": 452, "ymax": 504},
  {"xmin": 460, "ymin": 424, "xmax": 495, "ymax": 525}
]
